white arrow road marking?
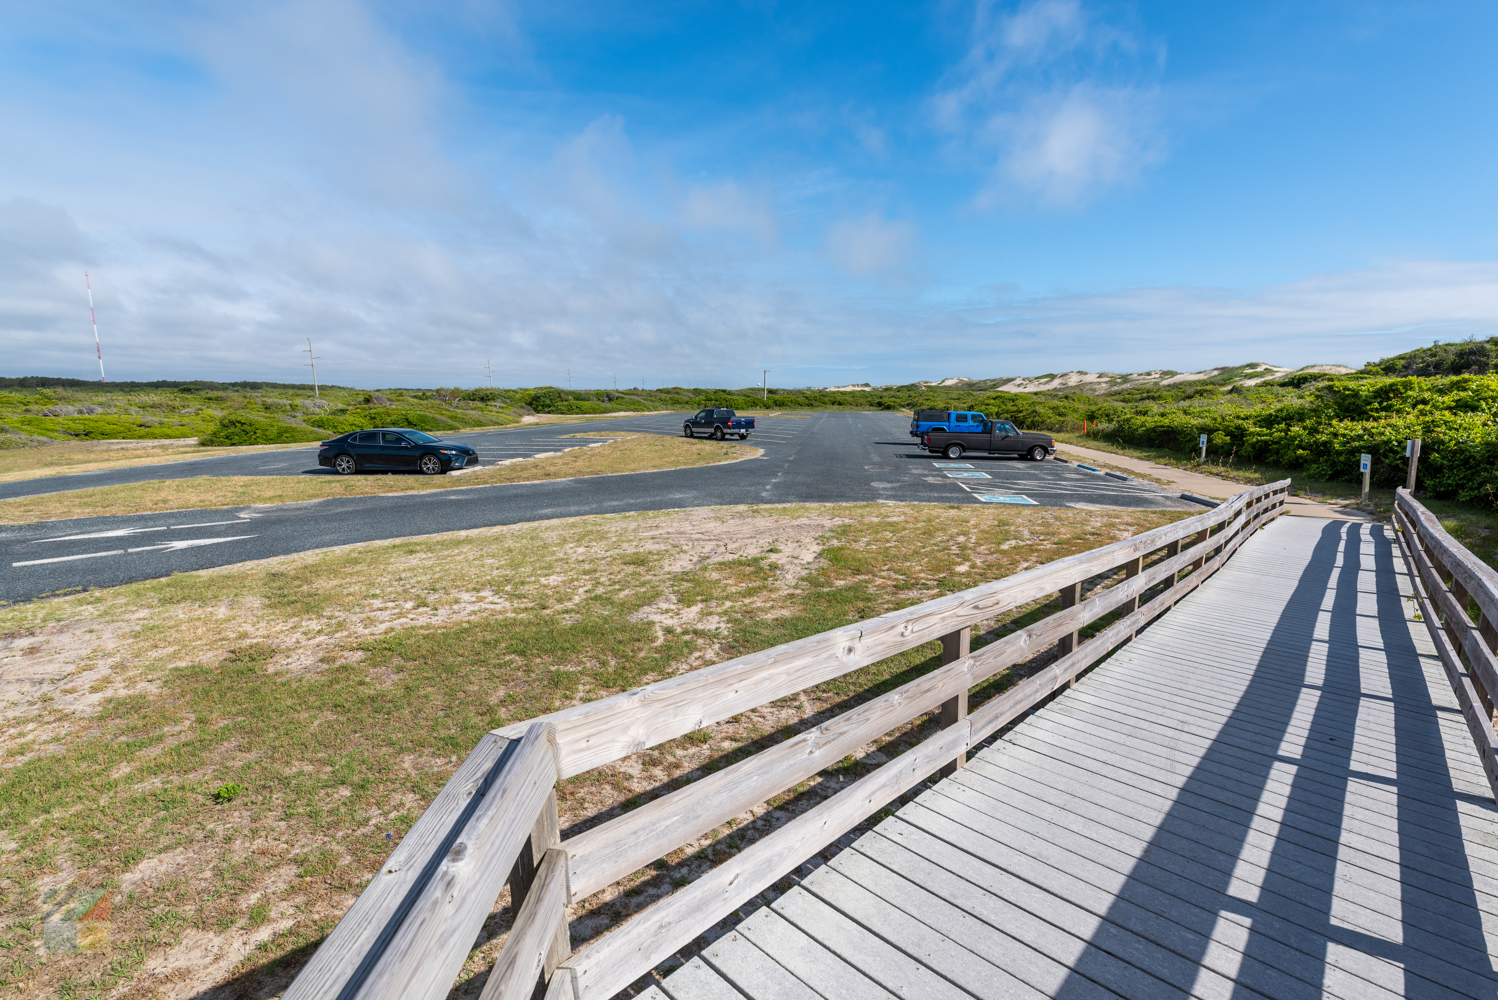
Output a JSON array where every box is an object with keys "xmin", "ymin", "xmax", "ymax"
[
  {"xmin": 32, "ymin": 520, "xmax": 251, "ymax": 543},
  {"xmin": 128, "ymin": 535, "xmax": 257, "ymax": 554},
  {"xmin": 34, "ymin": 526, "xmax": 171, "ymax": 542},
  {"xmin": 13, "ymin": 549, "xmax": 126, "ymax": 566},
  {"xmin": 13, "ymin": 535, "xmax": 256, "ymax": 567}
]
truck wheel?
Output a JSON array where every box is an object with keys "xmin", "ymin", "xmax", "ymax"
[
  {"xmin": 712, "ymin": 426, "xmax": 726, "ymax": 440},
  {"xmin": 683, "ymin": 425, "xmax": 694, "ymax": 438},
  {"xmin": 1029, "ymin": 446, "xmax": 1047, "ymax": 461},
  {"xmin": 944, "ymin": 443, "xmax": 964, "ymax": 460},
  {"xmin": 738, "ymin": 432, "xmax": 748, "ymax": 440}
]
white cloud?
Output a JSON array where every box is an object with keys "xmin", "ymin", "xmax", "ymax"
[
  {"xmin": 936, "ymin": 0, "xmax": 1165, "ymax": 207},
  {"xmin": 680, "ymin": 181, "xmax": 778, "ymax": 246},
  {"xmin": 825, "ymin": 214, "xmax": 916, "ymax": 279},
  {"xmin": 946, "ymin": 261, "xmax": 1498, "ymax": 372}
]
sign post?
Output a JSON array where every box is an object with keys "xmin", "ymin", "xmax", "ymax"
[
  {"xmin": 1360, "ymin": 453, "xmax": 1372, "ymax": 500},
  {"xmin": 1199, "ymin": 433, "xmax": 1208, "ymax": 464},
  {"xmin": 1405, "ymin": 438, "xmax": 1422, "ymax": 492}
]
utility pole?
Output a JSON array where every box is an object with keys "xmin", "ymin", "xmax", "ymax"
[
  {"xmin": 567, "ymin": 368, "xmax": 572, "ymax": 390},
  {"xmin": 484, "ymin": 359, "xmax": 494, "ymax": 388},
  {"xmin": 303, "ymin": 337, "xmax": 321, "ymax": 398},
  {"xmin": 1406, "ymin": 438, "xmax": 1422, "ymax": 492},
  {"xmin": 613, "ymin": 373, "xmax": 617, "ymax": 391},
  {"xmin": 763, "ymin": 370, "xmax": 768, "ymax": 401},
  {"xmin": 85, "ymin": 273, "xmax": 105, "ymax": 383}
]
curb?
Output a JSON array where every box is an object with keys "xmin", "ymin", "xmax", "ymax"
[{"xmin": 1179, "ymin": 492, "xmax": 1221, "ymax": 508}]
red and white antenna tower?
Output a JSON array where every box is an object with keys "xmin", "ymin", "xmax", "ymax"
[{"xmin": 85, "ymin": 272, "xmax": 106, "ymax": 383}]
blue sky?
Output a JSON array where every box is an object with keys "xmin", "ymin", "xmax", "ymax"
[{"xmin": 3, "ymin": 1, "xmax": 1497, "ymax": 388}]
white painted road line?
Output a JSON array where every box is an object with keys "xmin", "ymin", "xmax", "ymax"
[
  {"xmin": 13, "ymin": 535, "xmax": 256, "ymax": 567},
  {"xmin": 13, "ymin": 549, "xmax": 126, "ymax": 566},
  {"xmin": 33, "ymin": 519, "xmax": 250, "ymax": 543}
]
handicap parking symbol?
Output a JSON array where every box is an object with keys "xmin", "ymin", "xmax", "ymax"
[
  {"xmin": 944, "ymin": 471, "xmax": 990, "ymax": 479},
  {"xmin": 933, "ymin": 463, "xmax": 973, "ymax": 468},
  {"xmin": 975, "ymin": 494, "xmax": 1037, "ymax": 504}
]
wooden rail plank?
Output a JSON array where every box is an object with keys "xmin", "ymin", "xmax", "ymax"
[
  {"xmin": 353, "ymin": 723, "xmax": 560, "ymax": 1000},
  {"xmin": 284, "ymin": 732, "xmax": 518, "ymax": 1000},
  {"xmin": 561, "ymin": 656, "xmax": 977, "ymax": 900},
  {"xmin": 557, "ymin": 719, "xmax": 972, "ymax": 1000},
  {"xmin": 495, "ymin": 483, "xmax": 1289, "ymax": 778},
  {"xmin": 1397, "ymin": 508, "xmax": 1498, "ymax": 726},
  {"xmin": 1394, "ymin": 511, "xmax": 1498, "ymax": 799},
  {"xmin": 1399, "ymin": 489, "xmax": 1498, "ymax": 634}
]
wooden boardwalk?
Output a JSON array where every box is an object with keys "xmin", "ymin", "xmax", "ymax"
[{"xmin": 648, "ymin": 515, "xmax": 1498, "ymax": 1000}]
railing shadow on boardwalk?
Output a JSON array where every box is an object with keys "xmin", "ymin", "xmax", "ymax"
[{"xmin": 1054, "ymin": 520, "xmax": 1497, "ymax": 1000}]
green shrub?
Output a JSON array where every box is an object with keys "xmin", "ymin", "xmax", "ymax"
[
  {"xmin": 303, "ymin": 407, "xmax": 461, "ymax": 436},
  {"xmin": 199, "ymin": 413, "xmax": 325, "ymax": 446},
  {"xmin": 553, "ymin": 400, "xmax": 607, "ymax": 414}
]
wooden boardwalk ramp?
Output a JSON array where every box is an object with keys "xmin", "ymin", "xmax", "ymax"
[{"xmin": 648, "ymin": 515, "xmax": 1498, "ymax": 1000}]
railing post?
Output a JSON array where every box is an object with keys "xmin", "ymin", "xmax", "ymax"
[
  {"xmin": 1122, "ymin": 556, "xmax": 1143, "ymax": 639},
  {"xmin": 1058, "ymin": 582, "xmax": 1082, "ymax": 686},
  {"xmin": 1189, "ymin": 528, "xmax": 1210, "ymax": 573},
  {"xmin": 938, "ymin": 627, "xmax": 970, "ymax": 777},
  {"xmin": 509, "ymin": 791, "xmax": 568, "ymax": 979}
]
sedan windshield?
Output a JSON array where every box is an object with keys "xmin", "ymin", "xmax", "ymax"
[{"xmin": 403, "ymin": 430, "xmax": 439, "ymax": 444}]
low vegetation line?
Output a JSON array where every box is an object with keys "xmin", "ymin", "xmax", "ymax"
[{"xmin": 0, "ymin": 434, "xmax": 756, "ymax": 524}]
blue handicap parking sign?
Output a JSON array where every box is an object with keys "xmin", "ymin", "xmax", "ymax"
[
  {"xmin": 933, "ymin": 463, "xmax": 973, "ymax": 468},
  {"xmin": 944, "ymin": 471, "xmax": 991, "ymax": 478},
  {"xmin": 975, "ymin": 494, "xmax": 1037, "ymax": 504}
]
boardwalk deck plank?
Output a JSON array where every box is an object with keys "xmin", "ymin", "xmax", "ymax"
[
  {"xmin": 656, "ymin": 958, "xmax": 749, "ymax": 1000},
  {"xmin": 657, "ymin": 517, "xmax": 1498, "ymax": 1000}
]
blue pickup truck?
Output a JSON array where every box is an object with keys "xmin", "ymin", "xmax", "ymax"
[
  {"xmin": 683, "ymin": 408, "xmax": 755, "ymax": 440},
  {"xmin": 910, "ymin": 409, "xmax": 988, "ymax": 437}
]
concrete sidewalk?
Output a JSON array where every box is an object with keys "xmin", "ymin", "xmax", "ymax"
[{"xmin": 1056, "ymin": 441, "xmax": 1371, "ymax": 521}]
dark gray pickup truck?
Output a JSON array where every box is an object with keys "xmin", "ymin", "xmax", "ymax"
[{"xmin": 922, "ymin": 420, "xmax": 1056, "ymax": 461}]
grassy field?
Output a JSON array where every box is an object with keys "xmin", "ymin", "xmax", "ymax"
[
  {"xmin": 0, "ymin": 501, "xmax": 1186, "ymax": 999},
  {"xmin": 0, "ymin": 434, "xmax": 753, "ymax": 524},
  {"xmin": 0, "ymin": 439, "xmax": 318, "ymax": 485}
]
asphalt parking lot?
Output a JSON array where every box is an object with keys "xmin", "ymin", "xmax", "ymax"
[{"xmin": 0, "ymin": 412, "xmax": 1203, "ymax": 603}]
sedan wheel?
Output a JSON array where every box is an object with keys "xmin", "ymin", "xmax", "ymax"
[
  {"xmin": 1029, "ymin": 446, "xmax": 1047, "ymax": 461},
  {"xmin": 683, "ymin": 425, "xmax": 694, "ymax": 438},
  {"xmin": 712, "ymin": 426, "xmax": 726, "ymax": 440},
  {"xmin": 333, "ymin": 453, "xmax": 357, "ymax": 475},
  {"xmin": 418, "ymin": 454, "xmax": 444, "ymax": 475},
  {"xmin": 944, "ymin": 443, "xmax": 964, "ymax": 460}
]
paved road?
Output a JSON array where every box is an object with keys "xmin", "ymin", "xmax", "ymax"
[
  {"xmin": 0, "ymin": 422, "xmax": 644, "ymax": 500},
  {"xmin": 1, "ymin": 412, "xmax": 1200, "ymax": 603}
]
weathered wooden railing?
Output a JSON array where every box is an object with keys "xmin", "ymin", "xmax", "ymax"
[
  {"xmin": 285, "ymin": 480, "xmax": 1290, "ymax": 1000},
  {"xmin": 1393, "ymin": 488, "xmax": 1498, "ymax": 797}
]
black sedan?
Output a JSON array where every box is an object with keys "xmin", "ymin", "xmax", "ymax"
[{"xmin": 318, "ymin": 429, "xmax": 479, "ymax": 475}]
